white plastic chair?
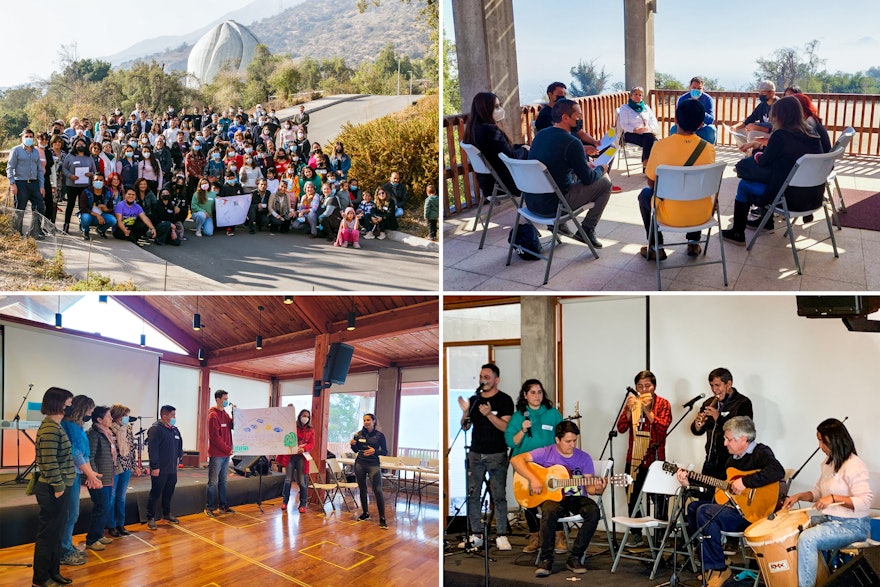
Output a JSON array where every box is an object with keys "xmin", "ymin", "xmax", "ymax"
[
  {"xmin": 460, "ymin": 141, "xmax": 520, "ymax": 250},
  {"xmin": 499, "ymin": 153, "xmax": 599, "ymax": 285},
  {"xmin": 746, "ymin": 148, "xmax": 843, "ymax": 274},
  {"xmin": 326, "ymin": 458, "xmax": 359, "ymax": 511},
  {"xmin": 304, "ymin": 453, "xmax": 338, "ymax": 510},
  {"xmin": 613, "ymin": 107, "xmax": 641, "ymax": 177},
  {"xmin": 651, "ymin": 162, "xmax": 728, "ymax": 290},
  {"xmin": 611, "ymin": 461, "xmax": 696, "ymax": 580},
  {"xmin": 825, "ymin": 126, "xmax": 855, "ymax": 229}
]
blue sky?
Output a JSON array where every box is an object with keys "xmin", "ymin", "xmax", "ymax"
[{"xmin": 444, "ymin": 0, "xmax": 880, "ymax": 103}]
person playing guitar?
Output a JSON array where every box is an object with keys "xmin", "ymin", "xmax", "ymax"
[
  {"xmin": 673, "ymin": 416, "xmax": 784, "ymax": 587},
  {"xmin": 509, "ymin": 421, "xmax": 608, "ymax": 578}
]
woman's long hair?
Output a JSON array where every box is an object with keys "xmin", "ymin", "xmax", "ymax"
[
  {"xmin": 463, "ymin": 91, "xmax": 512, "ymax": 146},
  {"xmin": 195, "ymin": 176, "xmax": 209, "ymax": 205},
  {"xmin": 770, "ymin": 96, "xmax": 812, "ymax": 135},
  {"xmin": 791, "ymin": 93, "xmax": 822, "ymax": 125},
  {"xmin": 817, "ymin": 418, "xmax": 857, "ymax": 473},
  {"xmin": 297, "ymin": 409, "xmax": 312, "ymax": 430},
  {"xmin": 515, "ymin": 378, "xmax": 553, "ymax": 413}
]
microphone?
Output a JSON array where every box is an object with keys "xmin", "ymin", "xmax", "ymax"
[
  {"xmin": 626, "ymin": 386, "xmax": 638, "ymax": 397},
  {"xmin": 682, "ymin": 393, "xmax": 706, "ymax": 409},
  {"xmin": 127, "ymin": 416, "xmax": 138, "ymax": 423},
  {"xmin": 523, "ymin": 410, "xmax": 532, "ymax": 438},
  {"xmin": 722, "ymin": 489, "xmax": 746, "ymax": 518},
  {"xmin": 475, "ymin": 381, "xmax": 487, "ymax": 394}
]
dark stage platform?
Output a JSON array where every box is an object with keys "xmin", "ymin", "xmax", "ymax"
[{"xmin": 0, "ymin": 468, "xmax": 284, "ymax": 549}]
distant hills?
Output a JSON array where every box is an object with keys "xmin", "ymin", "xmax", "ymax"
[{"xmin": 113, "ymin": 0, "xmax": 430, "ymax": 73}]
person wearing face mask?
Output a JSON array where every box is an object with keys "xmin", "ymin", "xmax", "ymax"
[
  {"xmin": 153, "ymin": 136, "xmax": 173, "ymax": 177},
  {"xmin": 219, "ymin": 170, "xmax": 245, "ymax": 236},
  {"xmin": 670, "ymin": 76, "xmax": 717, "ymax": 144},
  {"xmin": 145, "ymin": 405, "xmax": 182, "ymax": 530},
  {"xmin": 107, "ymin": 404, "xmax": 139, "ymax": 538},
  {"xmin": 40, "ymin": 132, "xmax": 61, "ymax": 227},
  {"xmin": 381, "ymin": 172, "xmax": 408, "ymax": 218},
  {"xmin": 267, "ymin": 179, "xmax": 293, "ymax": 233},
  {"xmin": 78, "ymin": 172, "xmax": 117, "ymax": 240},
  {"xmin": 191, "ymin": 178, "xmax": 217, "ymax": 237},
  {"xmin": 278, "ymin": 408, "xmax": 315, "ymax": 513},
  {"xmin": 170, "ymin": 132, "xmax": 190, "ymax": 174},
  {"xmin": 350, "ymin": 413, "xmax": 389, "ymax": 528},
  {"xmin": 156, "ymin": 189, "xmax": 182, "ymax": 245},
  {"xmin": 294, "ymin": 104, "xmax": 310, "ymax": 135},
  {"xmin": 7, "ymin": 128, "xmax": 47, "ymax": 238},
  {"xmin": 619, "ymin": 86, "xmax": 661, "ymax": 172},
  {"xmin": 85, "ymin": 406, "xmax": 118, "ymax": 552},
  {"xmin": 292, "ymin": 130, "xmax": 310, "ymax": 162},
  {"xmin": 733, "ymin": 80, "xmax": 777, "ymax": 143},
  {"xmin": 113, "ymin": 188, "xmax": 159, "ymax": 243},
  {"xmin": 205, "ymin": 147, "xmax": 226, "ymax": 184},
  {"xmin": 524, "ymin": 99, "xmax": 613, "ymax": 249},
  {"xmin": 184, "ymin": 139, "xmax": 207, "ymax": 196},
  {"xmin": 205, "ymin": 391, "xmax": 235, "ymax": 517},
  {"xmin": 61, "ymin": 137, "xmax": 97, "ymax": 235},
  {"xmin": 328, "ymin": 142, "xmax": 351, "ymax": 180},
  {"xmin": 137, "ymin": 145, "xmax": 164, "ymax": 194},
  {"xmin": 239, "ymin": 151, "xmax": 263, "ymax": 191},
  {"xmin": 168, "ymin": 174, "xmax": 190, "ymax": 239},
  {"xmin": 115, "ymin": 144, "xmax": 139, "ymax": 191},
  {"xmin": 463, "ymin": 92, "xmax": 529, "ymax": 201},
  {"xmin": 278, "ymin": 120, "xmax": 296, "ymax": 151}
]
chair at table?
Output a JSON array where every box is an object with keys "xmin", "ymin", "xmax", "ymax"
[
  {"xmin": 746, "ymin": 148, "xmax": 843, "ymax": 275},
  {"xmin": 499, "ymin": 153, "xmax": 599, "ymax": 285},
  {"xmin": 460, "ymin": 141, "xmax": 520, "ymax": 250},
  {"xmin": 611, "ymin": 461, "xmax": 697, "ymax": 580},
  {"xmin": 326, "ymin": 458, "xmax": 359, "ymax": 511},
  {"xmin": 379, "ymin": 455, "xmax": 401, "ymax": 503},
  {"xmin": 650, "ymin": 161, "xmax": 728, "ymax": 290},
  {"xmin": 825, "ymin": 126, "xmax": 855, "ymax": 229},
  {"xmin": 304, "ymin": 453, "xmax": 339, "ymax": 510}
]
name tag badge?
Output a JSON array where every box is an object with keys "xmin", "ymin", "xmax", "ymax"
[
  {"xmin": 221, "ymin": 424, "xmax": 227, "ymax": 427},
  {"xmin": 358, "ymin": 438, "xmax": 366, "ymax": 443},
  {"xmin": 491, "ymin": 411, "xmax": 498, "ymax": 416},
  {"xmin": 721, "ymin": 411, "xmax": 730, "ymax": 417},
  {"xmin": 174, "ymin": 435, "xmax": 180, "ymax": 440},
  {"xmin": 542, "ymin": 424, "xmax": 553, "ymax": 431}
]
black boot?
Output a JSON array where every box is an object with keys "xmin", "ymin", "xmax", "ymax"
[{"xmin": 722, "ymin": 200, "xmax": 750, "ymax": 245}]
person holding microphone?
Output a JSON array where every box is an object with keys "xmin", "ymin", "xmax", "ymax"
[
  {"xmin": 205, "ymin": 390, "xmax": 234, "ymax": 517},
  {"xmin": 351, "ymin": 413, "xmax": 388, "ymax": 529}
]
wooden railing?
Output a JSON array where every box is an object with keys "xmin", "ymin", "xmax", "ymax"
[
  {"xmin": 445, "ymin": 91, "xmax": 880, "ymax": 215},
  {"xmin": 328, "ymin": 441, "xmax": 438, "ymax": 461}
]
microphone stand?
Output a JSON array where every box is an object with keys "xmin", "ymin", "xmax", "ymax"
[
  {"xmin": 599, "ymin": 387, "xmax": 633, "ymax": 546},
  {"xmin": 1, "ymin": 385, "xmax": 37, "ymax": 486}
]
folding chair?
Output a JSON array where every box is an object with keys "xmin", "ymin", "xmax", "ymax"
[
  {"xmin": 611, "ymin": 461, "xmax": 696, "ymax": 580},
  {"xmin": 379, "ymin": 455, "xmax": 401, "ymax": 503},
  {"xmin": 825, "ymin": 126, "xmax": 855, "ymax": 229},
  {"xmin": 304, "ymin": 453, "xmax": 338, "ymax": 510},
  {"xmin": 499, "ymin": 153, "xmax": 599, "ymax": 285},
  {"xmin": 614, "ymin": 108, "xmax": 641, "ymax": 177},
  {"xmin": 651, "ymin": 162, "xmax": 728, "ymax": 290},
  {"xmin": 460, "ymin": 142, "xmax": 520, "ymax": 250},
  {"xmin": 326, "ymin": 458, "xmax": 359, "ymax": 511},
  {"xmin": 551, "ymin": 459, "xmax": 618, "ymax": 562},
  {"xmin": 746, "ymin": 148, "xmax": 842, "ymax": 274}
]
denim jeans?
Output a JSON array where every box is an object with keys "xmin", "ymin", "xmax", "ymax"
[
  {"xmin": 282, "ymin": 455, "xmax": 307, "ymax": 507},
  {"xmin": 13, "ymin": 179, "xmax": 45, "ymax": 237},
  {"xmin": 685, "ymin": 500, "xmax": 749, "ymax": 570},
  {"xmin": 206, "ymin": 456, "xmax": 230, "ymax": 510},
  {"xmin": 735, "ymin": 179, "xmax": 770, "ymax": 205},
  {"xmin": 798, "ymin": 516, "xmax": 869, "ymax": 587},
  {"xmin": 79, "ymin": 212, "xmax": 117, "ymax": 235},
  {"xmin": 466, "ymin": 451, "xmax": 509, "ymax": 535},
  {"xmin": 192, "ymin": 211, "xmax": 214, "ymax": 235},
  {"xmin": 60, "ymin": 474, "xmax": 81, "ymax": 556},
  {"xmin": 86, "ymin": 485, "xmax": 113, "ymax": 545},
  {"xmin": 109, "ymin": 469, "xmax": 132, "ymax": 527}
]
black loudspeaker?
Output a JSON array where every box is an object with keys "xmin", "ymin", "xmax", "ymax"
[
  {"xmin": 232, "ymin": 455, "xmax": 269, "ymax": 477},
  {"xmin": 323, "ymin": 342, "xmax": 354, "ymax": 385},
  {"xmin": 797, "ymin": 296, "xmax": 863, "ymax": 317},
  {"xmin": 825, "ymin": 546, "xmax": 880, "ymax": 586}
]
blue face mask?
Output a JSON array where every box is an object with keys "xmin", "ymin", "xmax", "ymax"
[
  {"xmin": 222, "ymin": 400, "xmax": 229, "ymax": 408},
  {"xmin": 193, "ymin": 144, "xmax": 201, "ymax": 151},
  {"xmin": 690, "ymin": 88, "xmax": 702, "ymax": 100},
  {"xmin": 212, "ymin": 153, "xmax": 221, "ymax": 160},
  {"xmin": 169, "ymin": 418, "xmax": 176, "ymax": 427},
  {"xmin": 23, "ymin": 137, "xmax": 34, "ymax": 147},
  {"xmin": 92, "ymin": 181, "xmax": 104, "ymax": 190}
]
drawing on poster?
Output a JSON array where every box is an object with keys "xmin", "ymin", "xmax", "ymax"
[{"xmin": 232, "ymin": 405, "xmax": 298, "ymax": 455}]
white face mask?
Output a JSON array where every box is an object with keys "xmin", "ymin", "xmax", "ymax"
[
  {"xmin": 200, "ymin": 183, "xmax": 210, "ymax": 190},
  {"xmin": 142, "ymin": 151, "xmax": 151, "ymax": 158},
  {"xmin": 493, "ymin": 106, "xmax": 505, "ymax": 122},
  {"xmin": 300, "ymin": 417, "xmax": 309, "ymax": 425}
]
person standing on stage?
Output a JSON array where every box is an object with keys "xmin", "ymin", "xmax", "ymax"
[
  {"xmin": 280, "ymin": 408, "xmax": 314, "ymax": 514},
  {"xmin": 146, "ymin": 405, "xmax": 183, "ymax": 530},
  {"xmin": 690, "ymin": 367, "xmax": 753, "ymax": 480},
  {"xmin": 350, "ymin": 413, "xmax": 388, "ymax": 529},
  {"xmin": 85, "ymin": 406, "xmax": 117, "ymax": 552},
  {"xmin": 616, "ymin": 369, "xmax": 671, "ymax": 547},
  {"xmin": 32, "ymin": 387, "xmax": 76, "ymax": 587},
  {"xmin": 205, "ymin": 390, "xmax": 235, "ymax": 517},
  {"xmin": 783, "ymin": 418, "xmax": 873, "ymax": 587},
  {"xmin": 505, "ymin": 379, "xmax": 564, "ymax": 554},
  {"xmin": 510, "ymin": 421, "xmax": 607, "ymax": 577},
  {"xmin": 676, "ymin": 416, "xmax": 784, "ymax": 587},
  {"xmin": 108, "ymin": 404, "xmax": 138, "ymax": 538},
  {"xmin": 457, "ymin": 363, "xmax": 515, "ymax": 551}
]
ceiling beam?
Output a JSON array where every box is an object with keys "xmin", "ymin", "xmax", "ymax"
[
  {"xmin": 207, "ymin": 330, "xmax": 316, "ymax": 366},
  {"xmin": 288, "ymin": 296, "xmax": 332, "ymax": 334},
  {"xmin": 351, "ymin": 344, "xmax": 391, "ymax": 368},
  {"xmin": 114, "ymin": 296, "xmax": 201, "ymax": 355},
  {"xmin": 443, "ymin": 296, "xmax": 521, "ymax": 310},
  {"xmin": 210, "ymin": 365, "xmax": 274, "ymax": 381}
]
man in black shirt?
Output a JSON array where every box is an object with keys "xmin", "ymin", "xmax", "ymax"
[
  {"xmin": 690, "ymin": 367, "xmax": 753, "ymax": 480},
  {"xmin": 457, "ymin": 363, "xmax": 515, "ymax": 551}
]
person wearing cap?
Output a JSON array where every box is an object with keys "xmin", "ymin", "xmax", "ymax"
[
  {"xmin": 7, "ymin": 128, "xmax": 46, "ymax": 238},
  {"xmin": 733, "ymin": 80, "xmax": 777, "ymax": 143}
]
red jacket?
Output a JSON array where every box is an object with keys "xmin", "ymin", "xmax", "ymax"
[
  {"xmin": 207, "ymin": 407, "xmax": 233, "ymax": 457},
  {"xmin": 276, "ymin": 424, "xmax": 315, "ymax": 472}
]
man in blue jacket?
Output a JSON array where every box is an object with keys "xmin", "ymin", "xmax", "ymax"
[{"xmin": 146, "ymin": 405, "xmax": 183, "ymax": 530}]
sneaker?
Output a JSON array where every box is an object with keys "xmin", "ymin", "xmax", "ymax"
[
  {"xmin": 496, "ymin": 535, "xmax": 512, "ymax": 551},
  {"xmin": 687, "ymin": 242, "xmax": 702, "ymax": 257},
  {"xmin": 535, "ymin": 559, "xmax": 553, "ymax": 577},
  {"xmin": 219, "ymin": 507, "xmax": 235, "ymax": 514},
  {"xmin": 298, "ymin": 506, "xmax": 306, "ymax": 513},
  {"xmin": 639, "ymin": 245, "xmax": 667, "ymax": 261},
  {"xmin": 364, "ymin": 232, "xmax": 375, "ymax": 239},
  {"xmin": 357, "ymin": 512, "xmax": 370, "ymax": 521},
  {"xmin": 377, "ymin": 232, "xmax": 386, "ymax": 240},
  {"xmin": 147, "ymin": 518, "xmax": 157, "ymax": 530},
  {"xmin": 98, "ymin": 536, "xmax": 113, "ymax": 544},
  {"xmin": 523, "ymin": 532, "xmax": 540, "ymax": 553},
  {"xmin": 457, "ymin": 535, "xmax": 483, "ymax": 549},
  {"xmin": 98, "ymin": 230, "xmax": 108, "ymax": 239},
  {"xmin": 195, "ymin": 229, "xmax": 203, "ymax": 237},
  {"xmin": 353, "ymin": 242, "xmax": 360, "ymax": 248},
  {"xmin": 379, "ymin": 518, "xmax": 388, "ymax": 529},
  {"xmin": 280, "ymin": 503, "xmax": 287, "ymax": 511},
  {"xmin": 61, "ymin": 552, "xmax": 86, "ymax": 566},
  {"xmin": 721, "ymin": 229, "xmax": 746, "ymax": 246},
  {"xmin": 204, "ymin": 508, "xmax": 216, "ymax": 518},
  {"xmin": 611, "ymin": 185, "xmax": 623, "ymax": 194},
  {"xmin": 86, "ymin": 541, "xmax": 105, "ymax": 551},
  {"xmin": 226, "ymin": 228, "xmax": 234, "ymax": 236},
  {"xmin": 162, "ymin": 515, "xmax": 179, "ymax": 524},
  {"xmin": 82, "ymin": 231, "xmax": 90, "ymax": 242},
  {"xmin": 565, "ymin": 556, "xmax": 587, "ymax": 574},
  {"xmin": 706, "ymin": 567, "xmax": 732, "ymax": 587},
  {"xmin": 626, "ymin": 533, "xmax": 645, "ymax": 548}
]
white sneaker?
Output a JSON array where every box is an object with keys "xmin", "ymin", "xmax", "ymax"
[
  {"xmin": 353, "ymin": 242, "xmax": 360, "ymax": 249},
  {"xmin": 496, "ymin": 536, "xmax": 512, "ymax": 551},
  {"xmin": 457, "ymin": 535, "xmax": 484, "ymax": 549},
  {"xmin": 364, "ymin": 232, "xmax": 375, "ymax": 239},
  {"xmin": 196, "ymin": 229, "xmax": 203, "ymax": 237},
  {"xmin": 378, "ymin": 232, "xmax": 386, "ymax": 240}
]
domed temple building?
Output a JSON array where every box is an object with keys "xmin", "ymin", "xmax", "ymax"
[{"xmin": 187, "ymin": 20, "xmax": 261, "ymax": 86}]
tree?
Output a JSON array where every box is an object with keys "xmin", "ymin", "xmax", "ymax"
[
  {"xmin": 357, "ymin": 0, "xmax": 438, "ymax": 87},
  {"xmin": 754, "ymin": 40, "xmax": 825, "ymax": 90},
  {"xmin": 654, "ymin": 72, "xmax": 684, "ymax": 90},
  {"xmin": 442, "ymin": 39, "xmax": 460, "ymax": 115},
  {"xmin": 268, "ymin": 60, "xmax": 304, "ymax": 100},
  {"xmin": 568, "ymin": 59, "xmax": 610, "ymax": 97},
  {"xmin": 243, "ymin": 44, "xmax": 281, "ymax": 107}
]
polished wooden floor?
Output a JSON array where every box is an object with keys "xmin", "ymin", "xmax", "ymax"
[{"xmin": 0, "ymin": 495, "xmax": 439, "ymax": 587}]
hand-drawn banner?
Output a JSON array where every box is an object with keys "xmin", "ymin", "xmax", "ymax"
[{"xmin": 232, "ymin": 405, "xmax": 298, "ymax": 455}]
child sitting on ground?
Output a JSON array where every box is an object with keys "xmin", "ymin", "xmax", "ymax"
[
  {"xmin": 356, "ymin": 191, "xmax": 375, "ymax": 237},
  {"xmin": 335, "ymin": 207, "xmax": 360, "ymax": 248}
]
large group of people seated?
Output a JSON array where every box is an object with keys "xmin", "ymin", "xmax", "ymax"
[
  {"xmin": 11, "ymin": 102, "xmax": 415, "ymax": 248},
  {"xmin": 465, "ymin": 77, "xmax": 837, "ymax": 260}
]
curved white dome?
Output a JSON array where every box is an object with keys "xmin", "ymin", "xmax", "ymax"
[{"xmin": 187, "ymin": 21, "xmax": 261, "ymax": 86}]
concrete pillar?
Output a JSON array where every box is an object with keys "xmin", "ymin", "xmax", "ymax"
[
  {"xmin": 519, "ymin": 297, "xmax": 556, "ymax": 399},
  {"xmin": 376, "ymin": 367, "xmax": 401, "ymax": 454},
  {"xmin": 624, "ymin": 0, "xmax": 655, "ymax": 91},
  {"xmin": 452, "ymin": 0, "xmax": 522, "ymax": 142}
]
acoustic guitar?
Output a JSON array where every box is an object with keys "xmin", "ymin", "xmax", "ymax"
[
  {"xmin": 513, "ymin": 462, "xmax": 633, "ymax": 509},
  {"xmin": 661, "ymin": 462, "xmax": 779, "ymax": 523}
]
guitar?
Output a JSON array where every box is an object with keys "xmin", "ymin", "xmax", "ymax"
[
  {"xmin": 661, "ymin": 462, "xmax": 779, "ymax": 523},
  {"xmin": 513, "ymin": 462, "xmax": 633, "ymax": 508}
]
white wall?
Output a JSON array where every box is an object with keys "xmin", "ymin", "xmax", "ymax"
[
  {"xmin": 209, "ymin": 372, "xmax": 272, "ymax": 409},
  {"xmin": 158, "ymin": 363, "xmax": 200, "ymax": 451}
]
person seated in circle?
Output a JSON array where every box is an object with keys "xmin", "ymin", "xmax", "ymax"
[
  {"xmin": 669, "ymin": 76, "xmax": 717, "ymax": 144},
  {"xmin": 618, "ymin": 86, "xmax": 661, "ymax": 172}
]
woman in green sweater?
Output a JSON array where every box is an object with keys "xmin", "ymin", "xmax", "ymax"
[{"xmin": 190, "ymin": 177, "xmax": 216, "ymax": 236}]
